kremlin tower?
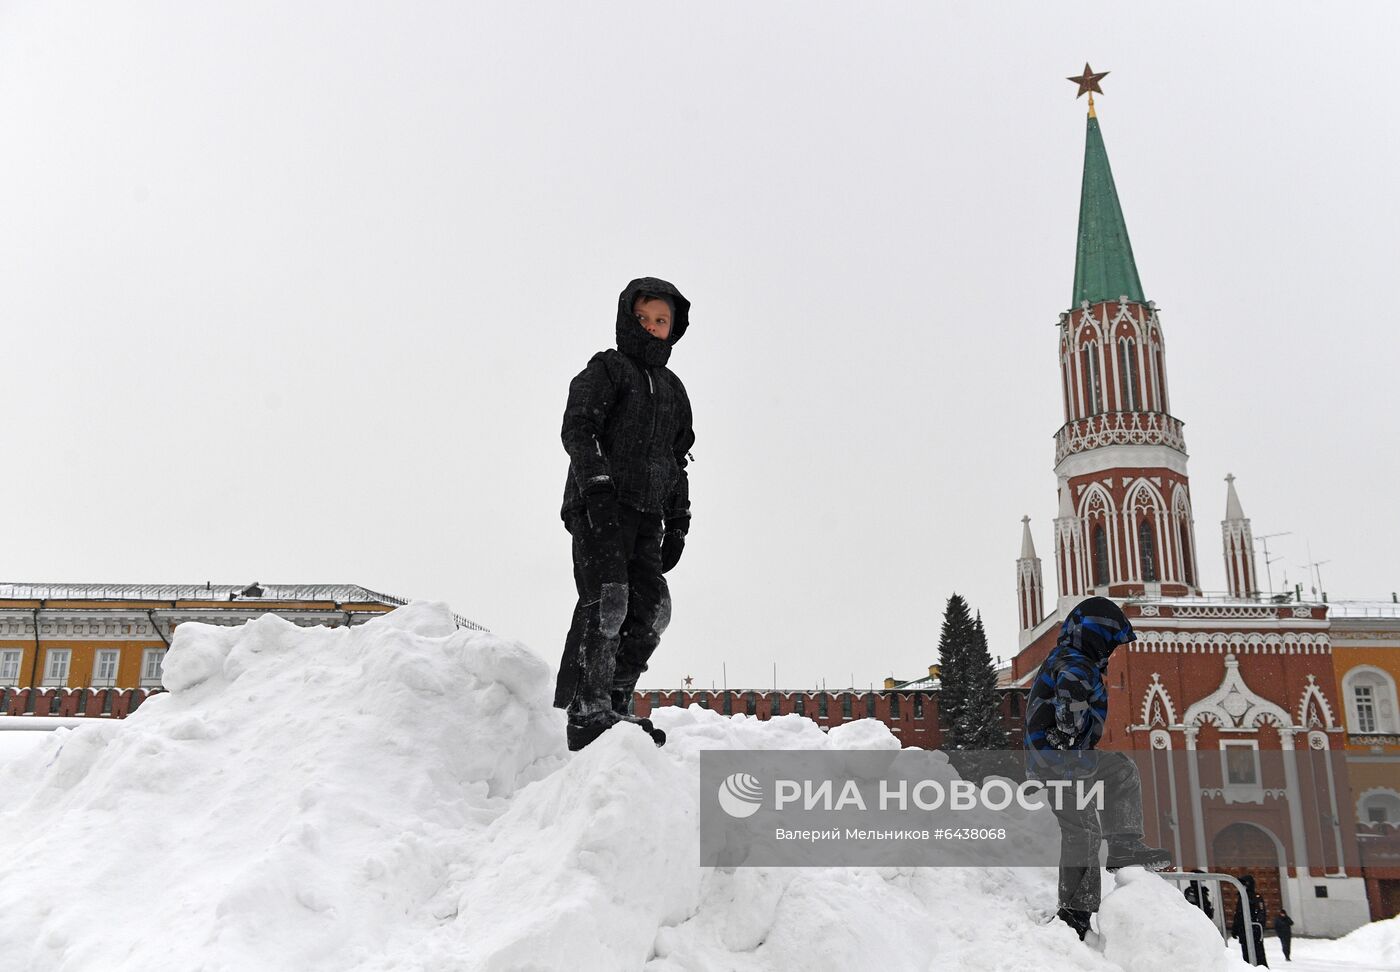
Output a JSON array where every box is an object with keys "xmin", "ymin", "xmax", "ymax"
[
  {"xmin": 1009, "ymin": 70, "xmax": 1368, "ymax": 936},
  {"xmin": 1018, "ymin": 90, "xmax": 1200, "ymax": 635}
]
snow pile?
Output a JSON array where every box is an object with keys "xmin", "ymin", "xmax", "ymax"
[
  {"xmin": 1098, "ymin": 868, "xmax": 1235, "ymax": 972},
  {"xmin": 0, "ymin": 603, "xmax": 1245, "ymax": 971},
  {"xmin": 1305, "ymin": 914, "xmax": 1400, "ymax": 967}
]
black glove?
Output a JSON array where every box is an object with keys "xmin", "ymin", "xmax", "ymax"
[
  {"xmin": 661, "ymin": 530, "xmax": 686, "ymax": 573},
  {"xmin": 1044, "ymin": 726, "xmax": 1077, "ymax": 750},
  {"xmin": 583, "ymin": 483, "xmax": 620, "ymax": 538}
]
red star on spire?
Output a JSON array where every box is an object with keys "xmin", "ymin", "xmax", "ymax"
[{"xmin": 1067, "ymin": 63, "xmax": 1109, "ymax": 99}]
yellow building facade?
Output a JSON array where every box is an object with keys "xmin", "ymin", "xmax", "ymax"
[
  {"xmin": 1329, "ymin": 600, "xmax": 1400, "ymax": 919},
  {"xmin": 0, "ymin": 582, "xmax": 481, "ymax": 718}
]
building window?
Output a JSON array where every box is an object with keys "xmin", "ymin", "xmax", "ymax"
[
  {"xmin": 1081, "ymin": 344, "xmax": 1102, "ymax": 414},
  {"xmin": 93, "ymin": 649, "xmax": 119, "ymax": 688},
  {"xmin": 1118, "ymin": 338, "xmax": 1140, "ymax": 411},
  {"xmin": 890, "ymin": 694, "xmax": 901, "ymax": 719},
  {"xmin": 794, "ymin": 696, "xmax": 805, "ymax": 717},
  {"xmin": 818, "ymin": 695, "xmax": 828, "ymax": 718},
  {"xmin": 1179, "ymin": 520, "xmax": 1195, "ymax": 586},
  {"xmin": 1356, "ymin": 685, "xmax": 1377, "ymax": 734},
  {"xmin": 698, "ymin": 695, "xmax": 709, "ymax": 709},
  {"xmin": 1344, "ymin": 668, "xmax": 1398, "ymax": 734},
  {"xmin": 1153, "ymin": 346, "xmax": 1167, "ymax": 410},
  {"xmin": 769, "ymin": 692, "xmax": 781, "ymax": 716},
  {"xmin": 913, "ymin": 694, "xmax": 924, "ymax": 718},
  {"xmin": 1360, "ymin": 791, "xmax": 1400, "ymax": 826},
  {"xmin": 1138, "ymin": 519, "xmax": 1157, "ymax": 582},
  {"xmin": 865, "ymin": 693, "xmax": 878, "ymax": 718},
  {"xmin": 1092, "ymin": 525, "xmax": 1109, "ymax": 587},
  {"xmin": 0, "ymin": 649, "xmax": 20, "ymax": 684},
  {"xmin": 746, "ymin": 692, "xmax": 757, "ymax": 716},
  {"xmin": 101, "ymin": 690, "xmax": 114, "ymax": 716},
  {"xmin": 141, "ymin": 648, "xmax": 166, "ymax": 688},
  {"xmin": 842, "ymin": 694, "xmax": 853, "ymax": 719},
  {"xmin": 1008, "ymin": 692, "xmax": 1021, "ymax": 717},
  {"xmin": 43, "ymin": 649, "xmax": 71, "ymax": 687}
]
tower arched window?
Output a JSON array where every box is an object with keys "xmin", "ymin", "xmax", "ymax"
[
  {"xmin": 1061, "ymin": 356, "xmax": 1072, "ymax": 421},
  {"xmin": 1081, "ymin": 343, "xmax": 1102, "ymax": 414},
  {"xmin": 1092, "ymin": 525, "xmax": 1109, "ymax": 587},
  {"xmin": 1179, "ymin": 519, "xmax": 1194, "ymax": 586},
  {"xmin": 1153, "ymin": 345, "xmax": 1167, "ymax": 411},
  {"xmin": 1138, "ymin": 518, "xmax": 1157, "ymax": 582},
  {"xmin": 1147, "ymin": 341, "xmax": 1162, "ymax": 411},
  {"xmin": 1118, "ymin": 338, "xmax": 1140, "ymax": 411}
]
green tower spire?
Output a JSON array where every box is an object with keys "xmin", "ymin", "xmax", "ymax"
[{"xmin": 1071, "ymin": 112, "xmax": 1146, "ymax": 308}]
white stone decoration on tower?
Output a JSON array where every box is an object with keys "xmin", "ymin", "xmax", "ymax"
[
  {"xmin": 1222, "ymin": 473, "xmax": 1259, "ymax": 599},
  {"xmin": 1053, "ymin": 477, "xmax": 1086, "ymax": 607}
]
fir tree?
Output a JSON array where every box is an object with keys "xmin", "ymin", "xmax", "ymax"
[
  {"xmin": 935, "ymin": 594, "xmax": 975, "ymax": 747},
  {"xmin": 951, "ymin": 612, "xmax": 1010, "ymax": 751}
]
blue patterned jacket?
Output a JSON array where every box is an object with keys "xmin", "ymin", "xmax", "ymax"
[{"xmin": 1023, "ymin": 597, "xmax": 1136, "ymax": 779}]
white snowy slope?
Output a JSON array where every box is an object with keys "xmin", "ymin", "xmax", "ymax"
[{"xmin": 0, "ymin": 603, "xmax": 1259, "ymax": 972}]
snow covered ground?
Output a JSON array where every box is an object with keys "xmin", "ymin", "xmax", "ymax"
[
  {"xmin": 0, "ymin": 603, "xmax": 1392, "ymax": 971},
  {"xmin": 1275, "ymin": 918, "xmax": 1400, "ymax": 970},
  {"xmin": 0, "ymin": 726, "xmax": 48, "ymax": 763}
]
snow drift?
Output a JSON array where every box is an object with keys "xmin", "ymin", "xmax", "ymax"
[{"xmin": 0, "ymin": 603, "xmax": 1248, "ymax": 971}]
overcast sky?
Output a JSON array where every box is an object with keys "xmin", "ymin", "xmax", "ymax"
[{"xmin": 1, "ymin": 2, "xmax": 1396, "ymax": 693}]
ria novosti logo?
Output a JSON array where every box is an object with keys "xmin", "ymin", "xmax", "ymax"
[{"xmin": 717, "ymin": 772, "xmax": 764, "ymax": 818}]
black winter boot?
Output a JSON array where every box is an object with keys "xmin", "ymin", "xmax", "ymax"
[
  {"xmin": 566, "ymin": 709, "xmax": 666, "ymax": 751},
  {"xmin": 1056, "ymin": 907, "xmax": 1093, "ymax": 941},
  {"xmin": 1105, "ymin": 838, "xmax": 1172, "ymax": 872},
  {"xmin": 611, "ymin": 684, "xmax": 666, "ymax": 745}
]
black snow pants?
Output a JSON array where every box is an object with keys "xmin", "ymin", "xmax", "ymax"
[
  {"xmin": 1049, "ymin": 751, "xmax": 1146, "ymax": 912},
  {"xmin": 553, "ymin": 504, "xmax": 671, "ymax": 718}
]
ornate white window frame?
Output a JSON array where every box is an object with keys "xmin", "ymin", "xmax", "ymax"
[
  {"xmin": 1357, "ymin": 787, "xmax": 1400, "ymax": 827},
  {"xmin": 1342, "ymin": 665, "xmax": 1398, "ymax": 735}
]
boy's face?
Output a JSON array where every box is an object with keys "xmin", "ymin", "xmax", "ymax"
[{"xmin": 634, "ymin": 297, "xmax": 672, "ymax": 341}]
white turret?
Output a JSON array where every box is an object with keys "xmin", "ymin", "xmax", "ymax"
[
  {"xmin": 1221, "ymin": 473, "xmax": 1258, "ymax": 599},
  {"xmin": 1017, "ymin": 515, "xmax": 1045, "ymax": 633}
]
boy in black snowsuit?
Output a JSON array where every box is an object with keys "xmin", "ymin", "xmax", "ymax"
[
  {"xmin": 553, "ymin": 277, "xmax": 695, "ymax": 752},
  {"xmin": 1023, "ymin": 596, "xmax": 1172, "ymax": 940}
]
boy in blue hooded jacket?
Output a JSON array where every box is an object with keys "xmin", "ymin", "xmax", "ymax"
[{"xmin": 1024, "ymin": 596, "xmax": 1172, "ymax": 939}]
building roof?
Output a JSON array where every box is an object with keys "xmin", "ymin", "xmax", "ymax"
[
  {"xmin": 1072, "ymin": 114, "xmax": 1146, "ymax": 308},
  {"xmin": 0, "ymin": 581, "xmax": 392, "ymax": 602},
  {"xmin": 1019, "ymin": 516, "xmax": 1037, "ymax": 560},
  {"xmin": 1224, "ymin": 473, "xmax": 1247, "ymax": 521},
  {"xmin": 1326, "ymin": 600, "xmax": 1400, "ymax": 620},
  {"xmin": 0, "ymin": 581, "xmax": 488, "ymax": 630}
]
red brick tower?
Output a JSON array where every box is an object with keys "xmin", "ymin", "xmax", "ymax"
[{"xmin": 1050, "ymin": 100, "xmax": 1201, "ymax": 610}]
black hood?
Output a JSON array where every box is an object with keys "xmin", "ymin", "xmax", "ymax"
[
  {"xmin": 1057, "ymin": 596, "xmax": 1137, "ymax": 664},
  {"xmin": 615, "ymin": 276, "xmax": 691, "ymax": 367}
]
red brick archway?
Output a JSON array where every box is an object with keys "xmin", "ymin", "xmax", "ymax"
[{"xmin": 1212, "ymin": 822, "xmax": 1283, "ymax": 924}]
